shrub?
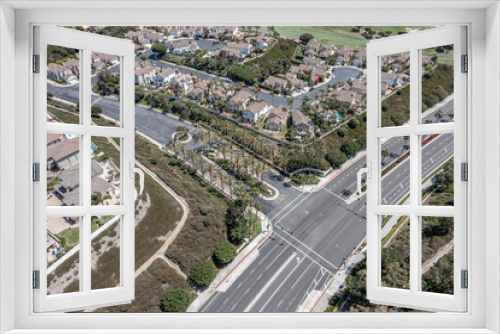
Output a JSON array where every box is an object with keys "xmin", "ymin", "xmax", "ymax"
[
  {"xmin": 326, "ymin": 149, "xmax": 348, "ymax": 168},
  {"xmin": 161, "ymin": 288, "xmax": 193, "ymax": 312},
  {"xmin": 348, "ymin": 118, "xmax": 359, "ymax": 129},
  {"xmin": 189, "ymin": 261, "xmax": 216, "ymax": 287},
  {"xmin": 213, "ymin": 241, "xmax": 237, "ymax": 265},
  {"xmin": 91, "ymin": 106, "xmax": 103, "ymax": 115},
  {"xmin": 337, "ymin": 127, "xmax": 347, "ymax": 138},
  {"xmin": 340, "ymin": 141, "xmax": 361, "ymax": 158}
]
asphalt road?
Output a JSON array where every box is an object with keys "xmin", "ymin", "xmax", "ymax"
[{"xmin": 200, "ymin": 100, "xmax": 455, "ymax": 313}]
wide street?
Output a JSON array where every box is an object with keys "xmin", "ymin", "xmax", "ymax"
[{"xmin": 199, "ymin": 101, "xmax": 454, "ymax": 313}]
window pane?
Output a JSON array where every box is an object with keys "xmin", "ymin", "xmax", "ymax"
[
  {"xmin": 421, "ymin": 133, "xmax": 454, "ymax": 206},
  {"xmin": 47, "ymin": 216, "xmax": 81, "ymax": 295},
  {"xmin": 380, "ymin": 215, "xmax": 410, "ymax": 290},
  {"xmin": 91, "ymin": 52, "xmax": 121, "ymax": 127},
  {"xmin": 421, "ymin": 216, "xmax": 454, "ymax": 294},
  {"xmin": 46, "ymin": 45, "xmax": 80, "ymax": 124},
  {"xmin": 380, "ymin": 52, "xmax": 410, "ymax": 127},
  {"xmin": 47, "ymin": 133, "xmax": 81, "ymax": 206},
  {"xmin": 420, "ymin": 45, "xmax": 454, "ymax": 124},
  {"xmin": 380, "ymin": 136, "xmax": 410, "ymax": 205},
  {"xmin": 91, "ymin": 216, "xmax": 121, "ymax": 290},
  {"xmin": 91, "ymin": 137, "xmax": 121, "ymax": 206}
]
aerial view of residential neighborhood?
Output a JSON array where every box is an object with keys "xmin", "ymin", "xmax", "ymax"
[{"xmin": 45, "ymin": 25, "xmax": 455, "ymax": 313}]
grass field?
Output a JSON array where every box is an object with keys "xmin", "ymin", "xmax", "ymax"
[{"xmin": 245, "ymin": 26, "xmax": 433, "ymax": 49}]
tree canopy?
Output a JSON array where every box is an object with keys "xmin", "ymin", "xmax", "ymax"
[
  {"xmin": 161, "ymin": 288, "xmax": 193, "ymax": 312},
  {"xmin": 213, "ymin": 241, "xmax": 237, "ymax": 265},
  {"xmin": 189, "ymin": 261, "xmax": 216, "ymax": 287}
]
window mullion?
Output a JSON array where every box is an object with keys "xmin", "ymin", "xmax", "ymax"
[
  {"xmin": 409, "ymin": 47, "xmax": 421, "ymax": 294},
  {"xmin": 81, "ymin": 48, "xmax": 92, "ymax": 294}
]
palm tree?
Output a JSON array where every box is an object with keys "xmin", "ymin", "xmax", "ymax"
[
  {"xmin": 228, "ymin": 178, "xmax": 234, "ymax": 199},
  {"xmin": 179, "ymin": 145, "xmax": 186, "ymax": 161},
  {"xmin": 199, "ymin": 160, "xmax": 206, "ymax": 178},
  {"xmin": 168, "ymin": 140, "xmax": 177, "ymax": 157},
  {"xmin": 219, "ymin": 172, "xmax": 225, "ymax": 192},
  {"xmin": 208, "ymin": 165, "xmax": 214, "ymax": 183},
  {"xmin": 189, "ymin": 151, "xmax": 197, "ymax": 170},
  {"xmin": 221, "ymin": 146, "xmax": 227, "ymax": 161}
]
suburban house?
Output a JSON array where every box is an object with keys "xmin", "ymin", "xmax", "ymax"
[
  {"xmin": 134, "ymin": 65, "xmax": 156, "ymax": 86},
  {"xmin": 47, "ymin": 63, "xmax": 78, "ymax": 83},
  {"xmin": 336, "ymin": 46, "xmax": 353, "ymax": 65},
  {"xmin": 350, "ymin": 78, "xmax": 367, "ymax": 95},
  {"xmin": 291, "ymin": 110, "xmax": 312, "ymax": 135},
  {"xmin": 265, "ymin": 106, "xmax": 288, "ymax": 131},
  {"xmin": 168, "ymin": 39, "xmax": 198, "ymax": 53},
  {"xmin": 263, "ymin": 76, "xmax": 288, "ymax": 90},
  {"xmin": 169, "ymin": 28, "xmax": 181, "ymax": 37},
  {"xmin": 154, "ymin": 67, "xmax": 180, "ymax": 87},
  {"xmin": 62, "ymin": 58, "xmax": 80, "ymax": 76},
  {"xmin": 380, "ymin": 71, "xmax": 401, "ymax": 87},
  {"xmin": 46, "ymin": 136, "xmax": 80, "ymax": 170},
  {"xmin": 187, "ymin": 87, "xmax": 205, "ymax": 101},
  {"xmin": 289, "ymin": 77, "xmax": 306, "ymax": 90},
  {"xmin": 352, "ymin": 48, "xmax": 367, "ymax": 67},
  {"xmin": 181, "ymin": 27, "xmax": 196, "ymax": 38},
  {"xmin": 303, "ymin": 56, "xmax": 325, "ymax": 67},
  {"xmin": 245, "ymin": 34, "xmax": 268, "ymax": 50},
  {"xmin": 225, "ymin": 26, "xmax": 239, "ymax": 35},
  {"xmin": 304, "ymin": 38, "xmax": 321, "ymax": 56},
  {"xmin": 47, "ymin": 133, "xmax": 64, "ymax": 147},
  {"xmin": 52, "ymin": 160, "xmax": 109, "ymax": 207},
  {"xmin": 98, "ymin": 53, "xmax": 119, "ymax": 64},
  {"xmin": 229, "ymin": 90, "xmax": 253, "ymax": 111},
  {"xmin": 147, "ymin": 32, "xmax": 164, "ymax": 43},
  {"xmin": 314, "ymin": 104, "xmax": 336, "ymax": 122},
  {"xmin": 172, "ymin": 74, "xmax": 194, "ymax": 93},
  {"xmin": 242, "ymin": 101, "xmax": 271, "ymax": 123},
  {"xmin": 209, "ymin": 86, "xmax": 230, "ymax": 102},
  {"xmin": 318, "ymin": 44, "xmax": 336, "ymax": 59}
]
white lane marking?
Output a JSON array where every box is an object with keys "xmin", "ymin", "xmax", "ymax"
[
  {"xmin": 290, "ymin": 261, "xmax": 315, "ymax": 290},
  {"xmin": 274, "ymin": 191, "xmax": 315, "ymax": 225},
  {"xmin": 273, "ymin": 230, "xmax": 338, "ymax": 271},
  {"xmin": 243, "ymin": 252, "xmax": 297, "ymax": 312},
  {"xmin": 270, "ymin": 191, "xmax": 306, "ymax": 221},
  {"xmin": 272, "ymin": 233, "xmax": 336, "ymax": 274},
  {"xmin": 258, "ymin": 254, "xmax": 305, "ymax": 312}
]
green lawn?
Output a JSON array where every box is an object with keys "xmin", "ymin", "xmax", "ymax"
[{"xmin": 244, "ymin": 26, "xmax": 432, "ymax": 49}]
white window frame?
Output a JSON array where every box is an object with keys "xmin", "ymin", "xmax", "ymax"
[
  {"xmin": 1, "ymin": 2, "xmax": 498, "ymax": 333},
  {"xmin": 32, "ymin": 26, "xmax": 136, "ymax": 312},
  {"xmin": 365, "ymin": 25, "xmax": 467, "ymax": 312}
]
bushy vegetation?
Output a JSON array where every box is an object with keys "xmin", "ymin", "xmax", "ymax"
[
  {"xmin": 134, "ymin": 136, "xmax": 229, "ymax": 273},
  {"xmin": 189, "ymin": 261, "xmax": 216, "ymax": 287},
  {"xmin": 97, "ymin": 26, "xmax": 137, "ymax": 38},
  {"xmin": 244, "ymin": 38, "xmax": 297, "ymax": 81},
  {"xmin": 161, "ymin": 288, "xmax": 194, "ymax": 312},
  {"xmin": 381, "ymin": 64, "xmax": 453, "ymax": 127},
  {"xmin": 95, "ymin": 259, "xmax": 192, "ymax": 312},
  {"xmin": 94, "ymin": 69, "xmax": 120, "ymax": 96},
  {"xmin": 47, "ymin": 45, "xmax": 78, "ymax": 64},
  {"xmin": 213, "ymin": 241, "xmax": 237, "ymax": 265}
]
